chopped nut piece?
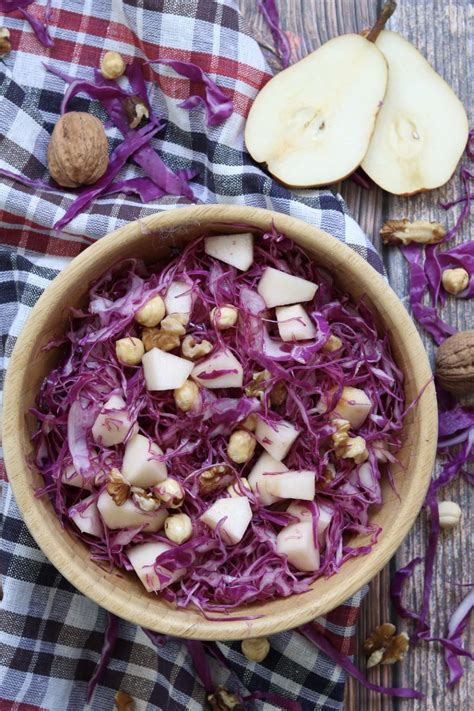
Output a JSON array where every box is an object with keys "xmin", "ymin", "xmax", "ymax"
[
  {"xmin": 241, "ymin": 637, "xmax": 270, "ymax": 662},
  {"xmin": 331, "ymin": 418, "xmax": 351, "ymax": 448},
  {"xmin": 181, "ymin": 335, "xmax": 213, "ymax": 360},
  {"xmin": 0, "ymin": 28, "xmax": 11, "ymax": 56},
  {"xmin": 198, "ymin": 465, "xmax": 233, "ymax": 495},
  {"xmin": 438, "ymin": 500, "xmax": 462, "ymax": 529},
  {"xmin": 324, "ymin": 334, "xmax": 343, "ymax": 352},
  {"xmin": 210, "ymin": 304, "xmax": 239, "ymax": 330},
  {"xmin": 101, "ymin": 50, "xmax": 126, "ymax": 79},
  {"xmin": 244, "ymin": 369, "xmax": 270, "ymax": 398},
  {"xmin": 364, "ymin": 623, "xmax": 409, "ymax": 668},
  {"xmin": 106, "ymin": 468, "xmax": 130, "ymax": 506},
  {"xmin": 241, "ymin": 413, "xmax": 258, "ymax": 431},
  {"xmin": 227, "ymin": 430, "xmax": 256, "ymax": 464},
  {"xmin": 131, "ymin": 487, "xmax": 161, "ymax": 512},
  {"xmin": 207, "ymin": 686, "xmax": 243, "ymax": 711},
  {"xmin": 154, "ymin": 478, "xmax": 184, "ymax": 508},
  {"xmin": 114, "ymin": 690, "xmax": 134, "ymax": 711},
  {"xmin": 270, "ymin": 381, "xmax": 287, "ymax": 406},
  {"xmin": 441, "ymin": 267, "xmax": 469, "ymax": 295},
  {"xmin": 123, "ymin": 96, "xmax": 150, "ymax": 129},
  {"xmin": 164, "ymin": 513, "xmax": 193, "ymax": 544},
  {"xmin": 160, "ymin": 313, "xmax": 187, "ymax": 336},
  {"xmin": 174, "ymin": 380, "xmax": 200, "ymax": 412},
  {"xmin": 135, "ymin": 295, "xmax": 166, "ymax": 327},
  {"xmin": 115, "ymin": 337, "xmax": 144, "ymax": 365},
  {"xmin": 338, "ymin": 435, "xmax": 368, "ymax": 464},
  {"xmin": 321, "ymin": 462, "xmax": 337, "ymax": 484},
  {"xmin": 142, "ymin": 328, "xmax": 180, "ymax": 353},
  {"xmin": 380, "ymin": 219, "xmax": 445, "ymax": 246}
]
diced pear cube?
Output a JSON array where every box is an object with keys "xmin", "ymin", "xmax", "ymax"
[
  {"xmin": 122, "ymin": 434, "xmax": 167, "ymax": 487},
  {"xmin": 97, "ymin": 491, "xmax": 168, "ymax": 531},
  {"xmin": 247, "ymin": 452, "xmax": 288, "ymax": 506},
  {"xmin": 257, "ymin": 267, "xmax": 317, "ymax": 308},
  {"xmin": 142, "ymin": 348, "xmax": 194, "ymax": 391},
  {"xmin": 204, "ymin": 233, "xmax": 254, "ymax": 271},
  {"xmin": 200, "ymin": 496, "xmax": 252, "ymax": 545},
  {"xmin": 92, "ymin": 394, "xmax": 135, "ymax": 447},
  {"xmin": 276, "ymin": 304, "xmax": 317, "ymax": 342},
  {"xmin": 68, "ymin": 495, "xmax": 102, "ymax": 537},
  {"xmin": 287, "ymin": 501, "xmax": 333, "ymax": 544},
  {"xmin": 276, "ymin": 521, "xmax": 320, "ymax": 572},
  {"xmin": 191, "ymin": 349, "xmax": 243, "ymax": 389},
  {"xmin": 164, "ymin": 280, "xmax": 193, "ymax": 319},
  {"xmin": 127, "ymin": 541, "xmax": 185, "ymax": 592},
  {"xmin": 62, "ymin": 464, "xmax": 93, "ymax": 490},
  {"xmin": 334, "ymin": 386, "xmax": 372, "ymax": 429},
  {"xmin": 255, "ymin": 417, "xmax": 300, "ymax": 461},
  {"xmin": 265, "ymin": 470, "xmax": 315, "ymax": 500}
]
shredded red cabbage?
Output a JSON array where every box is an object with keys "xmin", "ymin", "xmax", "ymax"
[
  {"xmin": 299, "ymin": 623, "xmax": 423, "ymax": 698},
  {"xmin": 1, "ymin": 0, "xmax": 53, "ymax": 47},
  {"xmin": 148, "ymin": 58, "xmax": 233, "ymax": 126},
  {"xmin": 258, "ymin": 0, "xmax": 291, "ymax": 69},
  {"xmin": 86, "ymin": 611, "xmax": 118, "ymax": 703},
  {"xmin": 33, "ymin": 227, "xmax": 409, "ymax": 613}
]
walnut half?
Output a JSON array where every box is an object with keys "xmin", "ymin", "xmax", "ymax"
[
  {"xmin": 364, "ymin": 623, "xmax": 409, "ymax": 668},
  {"xmin": 207, "ymin": 687, "xmax": 243, "ymax": 711}
]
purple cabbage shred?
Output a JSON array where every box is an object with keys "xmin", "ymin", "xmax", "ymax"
[
  {"xmin": 258, "ymin": 0, "xmax": 291, "ymax": 69},
  {"xmin": 1, "ymin": 0, "xmax": 53, "ymax": 47}
]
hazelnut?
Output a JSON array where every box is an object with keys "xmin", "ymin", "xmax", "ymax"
[
  {"xmin": 241, "ymin": 637, "xmax": 270, "ymax": 663},
  {"xmin": 48, "ymin": 112, "xmax": 109, "ymax": 188},
  {"xmin": 135, "ymin": 295, "xmax": 166, "ymax": 327},
  {"xmin": 0, "ymin": 28, "xmax": 11, "ymax": 56},
  {"xmin": 123, "ymin": 96, "xmax": 150, "ymax": 129},
  {"xmin": 161, "ymin": 314, "xmax": 187, "ymax": 336},
  {"xmin": 227, "ymin": 430, "xmax": 256, "ymax": 464},
  {"xmin": 324, "ymin": 335, "xmax": 343, "ymax": 352},
  {"xmin": 154, "ymin": 478, "xmax": 184, "ymax": 508},
  {"xmin": 181, "ymin": 335, "xmax": 213, "ymax": 360},
  {"xmin": 438, "ymin": 500, "xmax": 461, "ymax": 529},
  {"xmin": 441, "ymin": 268, "xmax": 469, "ymax": 295},
  {"xmin": 100, "ymin": 51, "xmax": 126, "ymax": 80},
  {"xmin": 241, "ymin": 413, "xmax": 258, "ymax": 431},
  {"xmin": 174, "ymin": 380, "xmax": 200, "ymax": 412},
  {"xmin": 115, "ymin": 337, "xmax": 144, "ymax": 365},
  {"xmin": 210, "ymin": 304, "xmax": 239, "ymax": 330},
  {"xmin": 164, "ymin": 513, "xmax": 193, "ymax": 544},
  {"xmin": 142, "ymin": 329, "xmax": 179, "ymax": 353}
]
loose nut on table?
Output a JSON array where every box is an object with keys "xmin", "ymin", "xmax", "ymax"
[
  {"xmin": 438, "ymin": 500, "xmax": 462, "ymax": 529},
  {"xmin": 123, "ymin": 96, "xmax": 150, "ymax": 129},
  {"xmin": 380, "ymin": 219, "xmax": 445, "ymax": 245},
  {"xmin": 435, "ymin": 330, "xmax": 474, "ymax": 395},
  {"xmin": 0, "ymin": 28, "xmax": 11, "ymax": 56},
  {"xmin": 241, "ymin": 637, "xmax": 270, "ymax": 662},
  {"xmin": 101, "ymin": 51, "xmax": 126, "ymax": 79},
  {"xmin": 441, "ymin": 267, "xmax": 470, "ymax": 295},
  {"xmin": 47, "ymin": 112, "xmax": 109, "ymax": 188}
]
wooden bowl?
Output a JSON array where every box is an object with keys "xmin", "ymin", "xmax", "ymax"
[{"xmin": 3, "ymin": 204, "xmax": 437, "ymax": 640}]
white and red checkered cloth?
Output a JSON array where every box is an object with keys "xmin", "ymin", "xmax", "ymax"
[{"xmin": 0, "ymin": 2, "xmax": 380, "ymax": 709}]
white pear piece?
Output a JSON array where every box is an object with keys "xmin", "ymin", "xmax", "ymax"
[
  {"xmin": 127, "ymin": 541, "xmax": 185, "ymax": 592},
  {"xmin": 257, "ymin": 267, "xmax": 317, "ymax": 308},
  {"xmin": 362, "ymin": 31, "xmax": 469, "ymax": 195},
  {"xmin": 204, "ymin": 233, "xmax": 254, "ymax": 271},
  {"xmin": 92, "ymin": 394, "xmax": 135, "ymax": 447},
  {"xmin": 333, "ymin": 386, "xmax": 372, "ymax": 429},
  {"xmin": 164, "ymin": 281, "xmax": 193, "ymax": 320},
  {"xmin": 248, "ymin": 452, "xmax": 288, "ymax": 506},
  {"xmin": 122, "ymin": 433, "xmax": 167, "ymax": 487},
  {"xmin": 142, "ymin": 348, "xmax": 194, "ymax": 391},
  {"xmin": 191, "ymin": 349, "xmax": 243, "ymax": 389},
  {"xmin": 255, "ymin": 417, "xmax": 300, "ymax": 461},
  {"xmin": 276, "ymin": 521, "xmax": 320, "ymax": 572},
  {"xmin": 200, "ymin": 496, "xmax": 252, "ymax": 545},
  {"xmin": 287, "ymin": 501, "xmax": 333, "ymax": 544},
  {"xmin": 264, "ymin": 470, "xmax": 315, "ymax": 500},
  {"xmin": 276, "ymin": 305, "xmax": 317, "ymax": 342},
  {"xmin": 68, "ymin": 495, "xmax": 102, "ymax": 537},
  {"xmin": 245, "ymin": 33, "xmax": 388, "ymax": 187},
  {"xmin": 97, "ymin": 491, "xmax": 168, "ymax": 531}
]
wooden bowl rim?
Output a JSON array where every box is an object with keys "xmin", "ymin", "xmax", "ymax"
[{"xmin": 3, "ymin": 204, "xmax": 437, "ymax": 640}]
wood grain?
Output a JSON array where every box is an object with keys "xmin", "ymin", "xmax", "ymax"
[
  {"xmin": 239, "ymin": 1, "xmax": 472, "ymax": 708},
  {"xmin": 3, "ymin": 204, "xmax": 436, "ymax": 643}
]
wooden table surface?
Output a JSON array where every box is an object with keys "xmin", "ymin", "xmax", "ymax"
[{"xmin": 239, "ymin": 1, "xmax": 473, "ymax": 709}]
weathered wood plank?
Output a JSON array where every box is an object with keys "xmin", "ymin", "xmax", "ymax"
[{"xmin": 238, "ymin": 2, "xmax": 472, "ymax": 710}]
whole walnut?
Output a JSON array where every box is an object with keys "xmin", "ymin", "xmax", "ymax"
[
  {"xmin": 435, "ymin": 330, "xmax": 474, "ymax": 395},
  {"xmin": 48, "ymin": 112, "xmax": 109, "ymax": 188}
]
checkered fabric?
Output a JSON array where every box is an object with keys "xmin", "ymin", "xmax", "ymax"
[{"xmin": 0, "ymin": 1, "xmax": 380, "ymax": 709}]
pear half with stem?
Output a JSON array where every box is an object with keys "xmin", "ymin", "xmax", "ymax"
[
  {"xmin": 362, "ymin": 31, "xmax": 469, "ymax": 195},
  {"xmin": 245, "ymin": 27, "xmax": 389, "ymax": 187}
]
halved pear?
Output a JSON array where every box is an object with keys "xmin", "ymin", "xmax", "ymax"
[
  {"xmin": 245, "ymin": 33, "xmax": 388, "ymax": 187},
  {"xmin": 362, "ymin": 31, "xmax": 469, "ymax": 195}
]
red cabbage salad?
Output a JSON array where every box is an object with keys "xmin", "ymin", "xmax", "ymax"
[{"xmin": 32, "ymin": 227, "xmax": 408, "ymax": 615}]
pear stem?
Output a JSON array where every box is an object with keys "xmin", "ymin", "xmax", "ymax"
[{"xmin": 366, "ymin": 1, "xmax": 397, "ymax": 43}]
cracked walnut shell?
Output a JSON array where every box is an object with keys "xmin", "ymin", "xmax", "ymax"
[{"xmin": 48, "ymin": 112, "xmax": 109, "ymax": 188}]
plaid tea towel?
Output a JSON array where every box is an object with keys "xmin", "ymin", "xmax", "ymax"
[{"xmin": 0, "ymin": 1, "xmax": 381, "ymax": 709}]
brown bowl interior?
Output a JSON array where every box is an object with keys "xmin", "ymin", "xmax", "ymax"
[{"xmin": 3, "ymin": 204, "xmax": 437, "ymax": 640}]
